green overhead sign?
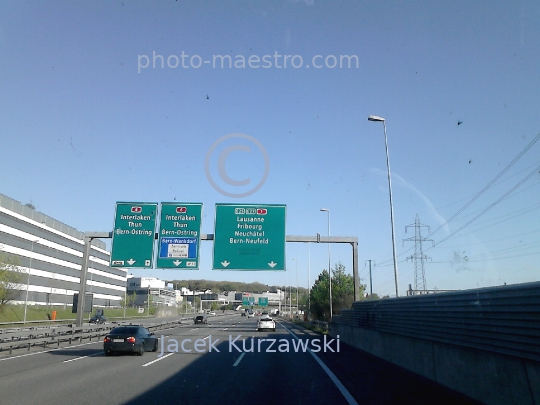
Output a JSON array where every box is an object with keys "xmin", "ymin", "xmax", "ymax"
[
  {"xmin": 213, "ymin": 204, "xmax": 286, "ymax": 270},
  {"xmin": 110, "ymin": 202, "xmax": 157, "ymax": 268},
  {"xmin": 157, "ymin": 203, "xmax": 203, "ymax": 269}
]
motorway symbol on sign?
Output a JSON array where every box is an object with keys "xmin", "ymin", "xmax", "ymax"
[
  {"xmin": 212, "ymin": 204, "xmax": 286, "ymax": 271},
  {"xmin": 156, "ymin": 203, "xmax": 203, "ymax": 269},
  {"xmin": 110, "ymin": 202, "xmax": 158, "ymax": 268}
]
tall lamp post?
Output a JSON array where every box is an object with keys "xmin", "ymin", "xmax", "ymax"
[
  {"xmin": 368, "ymin": 115, "xmax": 400, "ymax": 297},
  {"xmin": 289, "ymin": 271, "xmax": 292, "ymax": 318},
  {"xmin": 23, "ymin": 239, "xmax": 39, "ymax": 324},
  {"xmin": 293, "ymin": 258, "xmax": 298, "ymax": 318},
  {"xmin": 308, "ymin": 244, "xmax": 311, "ymax": 321},
  {"xmin": 320, "ymin": 208, "xmax": 332, "ymax": 319}
]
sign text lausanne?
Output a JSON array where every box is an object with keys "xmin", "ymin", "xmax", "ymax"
[{"xmin": 213, "ymin": 204, "xmax": 286, "ymax": 270}]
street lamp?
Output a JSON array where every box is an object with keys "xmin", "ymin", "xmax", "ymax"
[
  {"xmin": 320, "ymin": 208, "xmax": 332, "ymax": 319},
  {"xmin": 293, "ymin": 258, "xmax": 298, "ymax": 318},
  {"xmin": 308, "ymin": 244, "xmax": 311, "ymax": 321},
  {"xmin": 23, "ymin": 239, "xmax": 39, "ymax": 324},
  {"xmin": 368, "ymin": 115, "xmax": 400, "ymax": 297},
  {"xmin": 289, "ymin": 271, "xmax": 292, "ymax": 318}
]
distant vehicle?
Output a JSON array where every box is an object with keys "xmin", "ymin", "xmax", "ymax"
[
  {"xmin": 89, "ymin": 314, "xmax": 106, "ymax": 324},
  {"xmin": 247, "ymin": 311, "xmax": 255, "ymax": 318},
  {"xmin": 103, "ymin": 326, "xmax": 158, "ymax": 356},
  {"xmin": 235, "ymin": 305, "xmax": 242, "ymax": 311},
  {"xmin": 194, "ymin": 315, "xmax": 208, "ymax": 324},
  {"xmin": 261, "ymin": 311, "xmax": 269, "ymax": 318},
  {"xmin": 257, "ymin": 317, "xmax": 276, "ymax": 332},
  {"xmin": 241, "ymin": 312, "xmax": 247, "ymax": 317},
  {"xmin": 209, "ymin": 311, "xmax": 216, "ymax": 316}
]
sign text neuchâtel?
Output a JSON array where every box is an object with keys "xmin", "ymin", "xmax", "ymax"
[
  {"xmin": 161, "ymin": 214, "xmax": 199, "ymax": 237},
  {"xmin": 115, "ymin": 214, "xmax": 153, "ymax": 236},
  {"xmin": 231, "ymin": 216, "xmax": 269, "ymax": 244}
]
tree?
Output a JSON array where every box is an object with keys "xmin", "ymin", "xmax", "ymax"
[
  {"xmin": 0, "ymin": 251, "xmax": 23, "ymax": 311},
  {"xmin": 309, "ymin": 262, "xmax": 365, "ymax": 321},
  {"xmin": 310, "ymin": 269, "xmax": 331, "ymax": 321},
  {"xmin": 128, "ymin": 292, "xmax": 137, "ymax": 307},
  {"xmin": 331, "ymin": 262, "xmax": 356, "ymax": 312},
  {"xmin": 120, "ymin": 291, "xmax": 137, "ymax": 308}
]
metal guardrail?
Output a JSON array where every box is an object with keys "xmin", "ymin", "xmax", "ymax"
[
  {"xmin": 309, "ymin": 320, "xmax": 329, "ymax": 332},
  {"xmin": 0, "ymin": 317, "xmax": 195, "ymax": 355},
  {"xmin": 0, "ymin": 315, "xmax": 159, "ymax": 330},
  {"xmin": 332, "ymin": 281, "xmax": 540, "ymax": 362},
  {"xmin": 288, "ymin": 318, "xmax": 329, "ymax": 333},
  {"xmin": 0, "ymin": 325, "xmax": 112, "ymax": 355}
]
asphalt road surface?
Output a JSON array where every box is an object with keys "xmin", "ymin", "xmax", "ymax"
[{"xmin": 0, "ymin": 314, "xmax": 483, "ymax": 405}]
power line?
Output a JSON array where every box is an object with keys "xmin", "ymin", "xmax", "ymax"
[
  {"xmin": 430, "ymin": 132, "xmax": 540, "ymax": 237},
  {"xmin": 433, "ymin": 163, "xmax": 540, "ymax": 248}
]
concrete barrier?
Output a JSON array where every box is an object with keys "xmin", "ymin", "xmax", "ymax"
[{"xmin": 330, "ymin": 282, "xmax": 540, "ymax": 405}]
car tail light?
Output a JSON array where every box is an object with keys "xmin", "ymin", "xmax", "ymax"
[
  {"xmin": 104, "ymin": 337, "xmax": 111, "ymax": 343},
  {"xmin": 126, "ymin": 337, "xmax": 136, "ymax": 343}
]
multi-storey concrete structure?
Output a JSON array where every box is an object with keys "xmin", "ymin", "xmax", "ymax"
[{"xmin": 0, "ymin": 193, "xmax": 126, "ymax": 308}]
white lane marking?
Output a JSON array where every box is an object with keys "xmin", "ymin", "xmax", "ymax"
[
  {"xmin": 233, "ymin": 352, "xmax": 245, "ymax": 367},
  {"xmin": 280, "ymin": 323, "xmax": 358, "ymax": 405},
  {"xmin": 63, "ymin": 352, "xmax": 102, "ymax": 363},
  {"xmin": 142, "ymin": 352, "xmax": 174, "ymax": 367},
  {"xmin": 0, "ymin": 341, "xmax": 99, "ymax": 362}
]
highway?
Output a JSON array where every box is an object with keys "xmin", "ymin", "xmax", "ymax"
[{"xmin": 0, "ymin": 314, "xmax": 482, "ymax": 405}]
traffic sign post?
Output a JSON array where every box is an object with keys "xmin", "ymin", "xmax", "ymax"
[
  {"xmin": 110, "ymin": 202, "xmax": 157, "ymax": 268},
  {"xmin": 157, "ymin": 203, "xmax": 203, "ymax": 269},
  {"xmin": 213, "ymin": 204, "xmax": 286, "ymax": 270}
]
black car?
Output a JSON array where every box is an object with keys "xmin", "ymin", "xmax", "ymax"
[
  {"xmin": 103, "ymin": 326, "xmax": 158, "ymax": 356},
  {"xmin": 89, "ymin": 315, "xmax": 107, "ymax": 324},
  {"xmin": 194, "ymin": 315, "xmax": 208, "ymax": 324}
]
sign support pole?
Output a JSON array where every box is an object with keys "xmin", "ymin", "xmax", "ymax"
[{"xmin": 76, "ymin": 232, "xmax": 111, "ymax": 327}]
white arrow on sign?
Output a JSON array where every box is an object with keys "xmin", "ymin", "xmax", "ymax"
[
  {"xmin": 268, "ymin": 261, "xmax": 277, "ymax": 268},
  {"xmin": 127, "ymin": 259, "xmax": 136, "ymax": 266},
  {"xmin": 221, "ymin": 260, "xmax": 230, "ymax": 268},
  {"xmin": 173, "ymin": 260, "xmax": 182, "ymax": 266}
]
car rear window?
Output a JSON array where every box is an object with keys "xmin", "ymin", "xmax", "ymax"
[{"xmin": 110, "ymin": 327, "xmax": 141, "ymax": 335}]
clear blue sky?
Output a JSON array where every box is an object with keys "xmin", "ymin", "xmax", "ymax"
[{"xmin": 1, "ymin": 1, "xmax": 539, "ymax": 296}]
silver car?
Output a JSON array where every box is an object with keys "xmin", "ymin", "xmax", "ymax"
[{"xmin": 257, "ymin": 317, "xmax": 276, "ymax": 332}]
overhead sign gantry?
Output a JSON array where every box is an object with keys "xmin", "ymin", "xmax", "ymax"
[{"xmin": 212, "ymin": 203, "xmax": 286, "ymax": 271}]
